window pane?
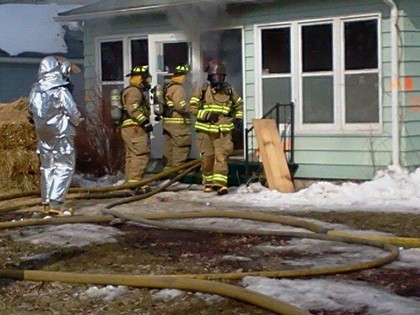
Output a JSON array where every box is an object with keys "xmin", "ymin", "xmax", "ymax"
[
  {"xmin": 262, "ymin": 28, "xmax": 290, "ymax": 74},
  {"xmin": 302, "ymin": 24, "xmax": 332, "ymax": 72},
  {"xmin": 131, "ymin": 39, "xmax": 149, "ymax": 68},
  {"xmin": 345, "ymin": 73, "xmax": 379, "ymax": 123},
  {"xmin": 101, "ymin": 41, "xmax": 123, "ymax": 81},
  {"xmin": 303, "ymin": 76, "xmax": 334, "ymax": 123},
  {"xmin": 262, "ymin": 78, "xmax": 291, "ymax": 118},
  {"xmin": 345, "ymin": 20, "xmax": 378, "ymax": 70},
  {"xmin": 163, "ymin": 42, "xmax": 189, "ymax": 72}
]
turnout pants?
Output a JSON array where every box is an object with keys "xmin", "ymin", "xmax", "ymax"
[
  {"xmin": 121, "ymin": 125, "xmax": 150, "ymax": 183},
  {"xmin": 196, "ymin": 131, "xmax": 233, "ymax": 187},
  {"xmin": 163, "ymin": 123, "xmax": 191, "ymax": 169}
]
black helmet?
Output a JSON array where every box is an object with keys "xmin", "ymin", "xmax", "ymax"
[
  {"xmin": 125, "ymin": 65, "xmax": 150, "ymax": 77},
  {"xmin": 205, "ymin": 59, "xmax": 226, "ymax": 76}
]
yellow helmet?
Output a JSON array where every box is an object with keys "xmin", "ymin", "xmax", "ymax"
[
  {"xmin": 174, "ymin": 64, "xmax": 190, "ymax": 74},
  {"xmin": 126, "ymin": 65, "xmax": 150, "ymax": 77}
]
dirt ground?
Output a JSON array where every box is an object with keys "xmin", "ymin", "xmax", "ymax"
[{"xmin": 0, "ymin": 192, "xmax": 419, "ymax": 315}]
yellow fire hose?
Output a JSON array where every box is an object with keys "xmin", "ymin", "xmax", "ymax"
[
  {"xmin": 0, "ymin": 160, "xmax": 201, "ymax": 212},
  {"xmin": 0, "ymin": 159, "xmax": 419, "ymax": 314}
]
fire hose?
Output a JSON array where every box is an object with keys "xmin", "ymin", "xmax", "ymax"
[{"xmin": 0, "ymin": 160, "xmax": 419, "ymax": 314}]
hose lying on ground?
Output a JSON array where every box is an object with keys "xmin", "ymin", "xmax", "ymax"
[
  {"xmin": 0, "ymin": 159, "xmax": 418, "ymax": 314},
  {"xmin": 0, "ymin": 160, "xmax": 201, "ymax": 213},
  {"xmin": 0, "ymin": 208, "xmax": 400, "ymax": 314},
  {"xmin": 0, "ymin": 269, "xmax": 310, "ymax": 315}
]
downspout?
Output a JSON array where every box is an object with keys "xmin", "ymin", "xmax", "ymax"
[{"xmin": 383, "ymin": 0, "xmax": 400, "ymax": 167}]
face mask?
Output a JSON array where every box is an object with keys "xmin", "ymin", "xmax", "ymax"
[{"xmin": 209, "ymin": 74, "xmax": 225, "ymax": 90}]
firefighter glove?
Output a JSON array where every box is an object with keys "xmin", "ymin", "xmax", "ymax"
[
  {"xmin": 164, "ymin": 107, "xmax": 174, "ymax": 118},
  {"xmin": 141, "ymin": 120, "xmax": 153, "ymax": 132},
  {"xmin": 206, "ymin": 113, "xmax": 219, "ymax": 123},
  {"xmin": 234, "ymin": 119, "xmax": 243, "ymax": 131}
]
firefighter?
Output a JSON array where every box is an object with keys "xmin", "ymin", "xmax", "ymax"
[
  {"xmin": 190, "ymin": 59, "xmax": 243, "ymax": 195},
  {"xmin": 161, "ymin": 64, "xmax": 192, "ymax": 170},
  {"xmin": 29, "ymin": 56, "xmax": 82, "ymax": 215},
  {"xmin": 121, "ymin": 65, "xmax": 153, "ymax": 193}
]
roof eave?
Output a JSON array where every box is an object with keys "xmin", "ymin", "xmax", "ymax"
[
  {"xmin": 55, "ymin": 4, "xmax": 170, "ymax": 22},
  {"xmin": 54, "ymin": 0, "xmax": 259, "ymax": 22}
]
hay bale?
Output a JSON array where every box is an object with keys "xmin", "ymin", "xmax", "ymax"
[
  {"xmin": 0, "ymin": 148, "xmax": 40, "ymax": 193},
  {"xmin": 0, "ymin": 98, "xmax": 39, "ymax": 192},
  {"xmin": 0, "ymin": 123, "xmax": 37, "ymax": 150}
]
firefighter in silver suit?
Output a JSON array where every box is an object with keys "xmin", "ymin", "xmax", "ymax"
[{"xmin": 29, "ymin": 56, "xmax": 82, "ymax": 215}]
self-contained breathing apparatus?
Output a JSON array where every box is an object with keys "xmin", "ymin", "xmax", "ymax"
[
  {"xmin": 152, "ymin": 65, "xmax": 190, "ymax": 121},
  {"xmin": 110, "ymin": 65, "xmax": 152, "ymax": 125},
  {"xmin": 152, "ymin": 82, "xmax": 183, "ymax": 121},
  {"xmin": 150, "ymin": 84, "xmax": 166, "ymax": 121},
  {"xmin": 110, "ymin": 88, "xmax": 123, "ymax": 124},
  {"xmin": 109, "ymin": 85, "xmax": 144, "ymax": 125}
]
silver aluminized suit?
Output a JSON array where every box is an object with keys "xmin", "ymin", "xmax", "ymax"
[{"xmin": 29, "ymin": 56, "xmax": 82, "ymax": 208}]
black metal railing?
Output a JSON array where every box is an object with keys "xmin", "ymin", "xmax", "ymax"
[{"xmin": 244, "ymin": 102, "xmax": 296, "ymax": 181}]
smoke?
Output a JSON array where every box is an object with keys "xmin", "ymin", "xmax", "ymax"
[
  {"xmin": 167, "ymin": 1, "xmax": 228, "ymax": 39},
  {"xmin": 166, "ymin": 1, "xmax": 239, "ymax": 90}
]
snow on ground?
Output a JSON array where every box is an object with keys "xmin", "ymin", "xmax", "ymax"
[
  {"xmin": 198, "ymin": 165, "xmax": 420, "ymax": 213},
  {"xmin": 242, "ymin": 277, "xmax": 420, "ymax": 315},
  {"xmin": 4, "ymin": 165, "xmax": 420, "ymax": 314}
]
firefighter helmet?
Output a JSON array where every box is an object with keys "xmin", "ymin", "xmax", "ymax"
[
  {"xmin": 205, "ymin": 59, "xmax": 226, "ymax": 76},
  {"xmin": 125, "ymin": 65, "xmax": 150, "ymax": 77},
  {"xmin": 173, "ymin": 64, "xmax": 190, "ymax": 74}
]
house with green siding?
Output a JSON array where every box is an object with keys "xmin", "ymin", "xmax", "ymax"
[{"xmin": 57, "ymin": 0, "xmax": 420, "ymax": 181}]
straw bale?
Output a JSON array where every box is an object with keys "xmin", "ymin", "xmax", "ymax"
[
  {"xmin": 0, "ymin": 98, "xmax": 40, "ymax": 192},
  {"xmin": 0, "ymin": 97, "xmax": 31, "ymax": 124},
  {"xmin": 0, "ymin": 123, "xmax": 37, "ymax": 150},
  {"xmin": 0, "ymin": 148, "xmax": 40, "ymax": 193},
  {"xmin": 0, "ymin": 97, "xmax": 37, "ymax": 149}
]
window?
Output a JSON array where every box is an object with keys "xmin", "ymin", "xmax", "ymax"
[
  {"xmin": 259, "ymin": 16, "xmax": 380, "ymax": 132},
  {"xmin": 131, "ymin": 39, "xmax": 149, "ymax": 68},
  {"xmin": 100, "ymin": 41, "xmax": 123, "ymax": 81},
  {"xmin": 99, "ymin": 37, "xmax": 149, "ymax": 113},
  {"xmin": 302, "ymin": 24, "xmax": 334, "ymax": 124},
  {"xmin": 163, "ymin": 42, "xmax": 189, "ymax": 72},
  {"xmin": 261, "ymin": 27, "xmax": 291, "ymax": 116},
  {"xmin": 262, "ymin": 28, "xmax": 290, "ymax": 74},
  {"xmin": 344, "ymin": 20, "xmax": 379, "ymax": 123}
]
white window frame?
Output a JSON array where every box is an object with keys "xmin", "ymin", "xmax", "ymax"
[
  {"xmin": 255, "ymin": 13, "xmax": 382, "ymax": 134},
  {"xmin": 96, "ymin": 34, "xmax": 149, "ymax": 89},
  {"xmin": 340, "ymin": 15, "xmax": 382, "ymax": 132}
]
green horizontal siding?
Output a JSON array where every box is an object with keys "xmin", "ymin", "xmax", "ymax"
[
  {"xmin": 400, "ymin": 1, "xmax": 420, "ymax": 170},
  {"xmin": 401, "ymin": 151, "xmax": 420, "ymax": 169},
  {"xmin": 294, "ymin": 164, "xmax": 382, "ymax": 180},
  {"xmin": 294, "ymin": 136, "xmax": 392, "ymax": 152},
  {"xmin": 294, "ymin": 150, "xmax": 391, "ymax": 166}
]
